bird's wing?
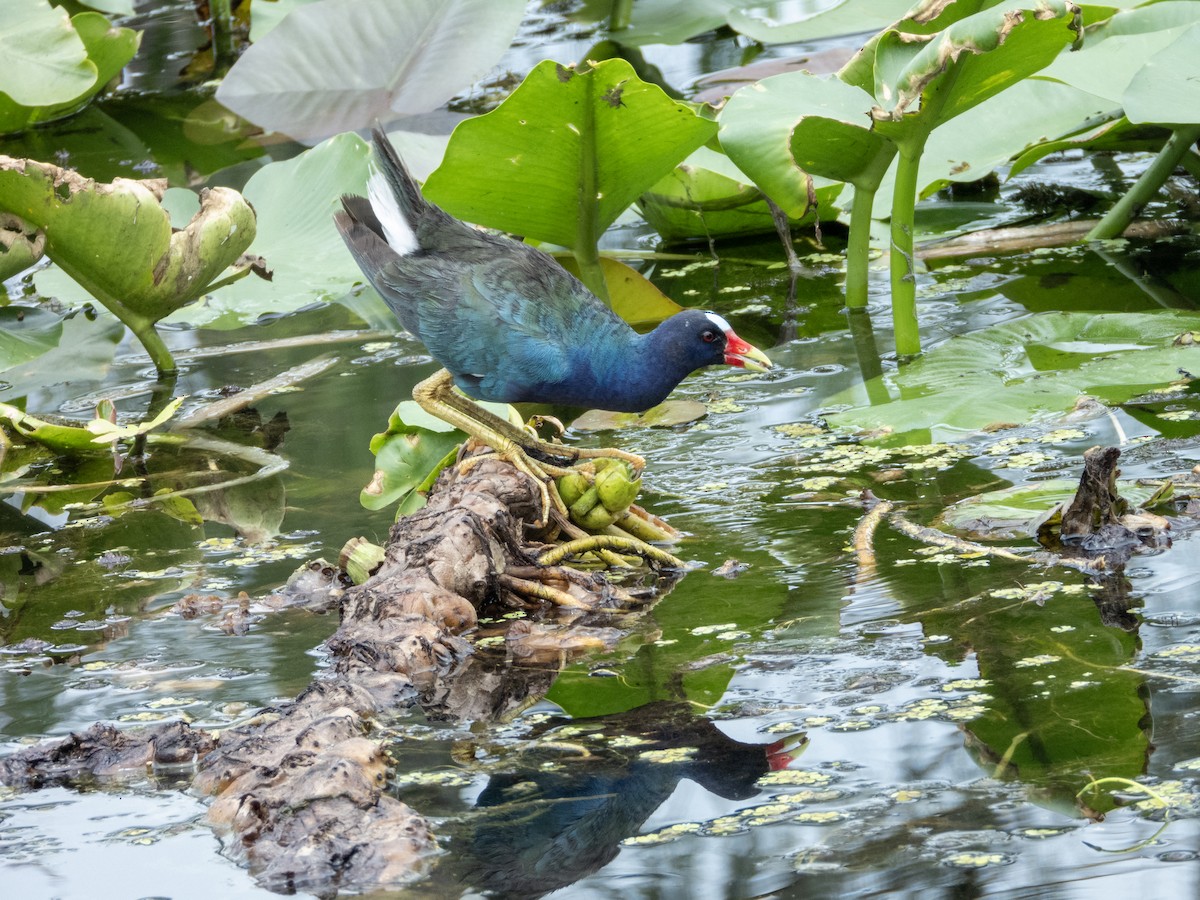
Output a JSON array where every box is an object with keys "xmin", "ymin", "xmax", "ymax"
[{"xmin": 375, "ymin": 237, "xmax": 615, "ymax": 398}]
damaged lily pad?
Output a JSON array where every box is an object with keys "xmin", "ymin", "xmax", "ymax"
[{"xmin": 0, "ymin": 157, "xmax": 257, "ymax": 374}]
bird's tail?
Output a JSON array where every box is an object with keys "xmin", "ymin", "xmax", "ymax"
[{"xmin": 357, "ymin": 125, "xmax": 422, "ymax": 256}]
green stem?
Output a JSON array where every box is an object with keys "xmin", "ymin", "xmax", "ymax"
[
  {"xmin": 210, "ymin": 0, "xmax": 237, "ymax": 77},
  {"xmin": 130, "ymin": 321, "xmax": 178, "ymax": 376},
  {"xmin": 1086, "ymin": 125, "xmax": 1200, "ymax": 241},
  {"xmin": 844, "ymin": 146, "xmax": 895, "ymax": 310},
  {"xmin": 576, "ymin": 74, "xmax": 610, "ymax": 304},
  {"xmin": 609, "ymin": 0, "xmax": 634, "ymax": 31},
  {"xmin": 845, "ymin": 184, "xmax": 876, "ymax": 309},
  {"xmin": 1180, "ymin": 148, "xmax": 1200, "ymax": 181},
  {"xmin": 890, "ymin": 146, "xmax": 923, "ymax": 357}
]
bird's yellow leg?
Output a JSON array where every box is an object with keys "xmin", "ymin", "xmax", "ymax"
[
  {"xmin": 418, "ymin": 370, "xmax": 646, "ymax": 472},
  {"xmin": 413, "ymin": 371, "xmax": 568, "ymax": 525}
]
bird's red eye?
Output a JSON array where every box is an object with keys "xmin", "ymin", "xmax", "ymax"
[{"xmin": 701, "ymin": 330, "xmax": 718, "ymax": 343}]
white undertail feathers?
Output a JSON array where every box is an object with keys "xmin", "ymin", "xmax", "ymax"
[{"xmin": 367, "ymin": 165, "xmax": 418, "ymax": 256}]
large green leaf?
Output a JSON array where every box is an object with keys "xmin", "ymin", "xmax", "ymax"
[
  {"xmin": 0, "ymin": 9, "xmax": 139, "ymax": 135},
  {"xmin": 871, "ymin": 2, "xmax": 1082, "ymax": 151},
  {"xmin": 423, "ymin": 59, "xmax": 718, "ymax": 251},
  {"xmin": 728, "ymin": 0, "xmax": 928, "ymax": 45},
  {"xmin": 1041, "ymin": 0, "xmax": 1200, "ymax": 104},
  {"xmin": 0, "ymin": 2, "xmax": 95, "ymax": 107},
  {"xmin": 916, "ymin": 76, "xmax": 1114, "ymax": 195},
  {"xmin": 361, "ymin": 399, "xmax": 517, "ymax": 514},
  {"xmin": 215, "ymin": 0, "xmax": 526, "ymax": 140},
  {"xmin": 1123, "ymin": 22, "xmax": 1200, "ymax": 125},
  {"xmin": 171, "ymin": 131, "xmax": 373, "ymax": 328},
  {"xmin": 0, "ymin": 157, "xmax": 255, "ymax": 371},
  {"xmin": 0, "ymin": 212, "xmax": 44, "ymax": 281},
  {"xmin": 638, "ymin": 145, "xmax": 841, "ymax": 242},
  {"xmin": 720, "ymin": 73, "xmax": 883, "ymax": 216},
  {"xmin": 826, "ymin": 311, "xmax": 1200, "ymax": 437}
]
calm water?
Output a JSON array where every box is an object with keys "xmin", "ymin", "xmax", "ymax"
[{"xmin": 3, "ymin": 3, "xmax": 1200, "ymax": 898}]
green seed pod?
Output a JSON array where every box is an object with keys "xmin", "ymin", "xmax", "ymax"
[
  {"xmin": 595, "ymin": 461, "xmax": 641, "ymax": 512},
  {"xmin": 569, "ymin": 484, "xmax": 601, "ymax": 521},
  {"xmin": 557, "ymin": 470, "xmax": 591, "ymax": 507},
  {"xmin": 578, "ymin": 503, "xmax": 620, "ymax": 531}
]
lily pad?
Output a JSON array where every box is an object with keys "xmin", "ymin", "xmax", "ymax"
[
  {"xmin": 361, "ymin": 406, "xmax": 464, "ymax": 513},
  {"xmin": 216, "ymin": 0, "xmax": 526, "ymax": 140},
  {"xmin": 571, "ymin": 399, "xmax": 708, "ymax": 432},
  {"xmin": 938, "ymin": 479, "xmax": 1165, "ymax": 541},
  {"xmin": 826, "ymin": 311, "xmax": 1200, "ymax": 438},
  {"xmin": 361, "ymin": 397, "xmax": 520, "ymax": 514},
  {"xmin": 638, "ymin": 145, "xmax": 841, "ymax": 243}
]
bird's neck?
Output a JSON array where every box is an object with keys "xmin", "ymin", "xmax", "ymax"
[{"xmin": 606, "ymin": 324, "xmax": 700, "ymax": 411}]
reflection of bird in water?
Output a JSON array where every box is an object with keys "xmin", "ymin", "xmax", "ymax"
[{"xmin": 446, "ymin": 701, "xmax": 805, "ymax": 898}]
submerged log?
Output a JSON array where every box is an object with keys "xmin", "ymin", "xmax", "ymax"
[{"xmin": 0, "ymin": 454, "xmax": 677, "ymax": 894}]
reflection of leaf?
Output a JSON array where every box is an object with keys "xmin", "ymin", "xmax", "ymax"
[
  {"xmin": 0, "ymin": 307, "xmax": 60, "ymax": 373},
  {"xmin": 827, "ymin": 311, "xmax": 1200, "ymax": 438},
  {"xmin": 0, "ymin": 311, "xmax": 123, "ymax": 402},
  {"xmin": 216, "ymin": 0, "xmax": 526, "ymax": 140}
]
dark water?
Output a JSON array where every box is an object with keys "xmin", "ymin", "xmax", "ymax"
[{"xmin": 3, "ymin": 3, "xmax": 1200, "ymax": 898}]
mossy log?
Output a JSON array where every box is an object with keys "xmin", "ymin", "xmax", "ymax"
[{"xmin": 0, "ymin": 456, "xmax": 676, "ymax": 893}]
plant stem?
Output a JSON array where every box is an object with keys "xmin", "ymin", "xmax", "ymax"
[
  {"xmin": 889, "ymin": 146, "xmax": 923, "ymax": 357},
  {"xmin": 572, "ymin": 244, "xmax": 609, "ymax": 303},
  {"xmin": 845, "ymin": 184, "xmax": 876, "ymax": 309},
  {"xmin": 1086, "ymin": 124, "xmax": 1200, "ymax": 241},
  {"xmin": 576, "ymin": 72, "xmax": 610, "ymax": 303},
  {"xmin": 210, "ymin": 0, "xmax": 237, "ymax": 77},
  {"xmin": 130, "ymin": 321, "xmax": 178, "ymax": 376},
  {"xmin": 609, "ymin": 0, "xmax": 634, "ymax": 31},
  {"xmin": 844, "ymin": 146, "xmax": 895, "ymax": 309}
]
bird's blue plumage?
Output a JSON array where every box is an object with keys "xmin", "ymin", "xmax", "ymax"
[{"xmin": 334, "ymin": 127, "xmax": 766, "ymax": 412}]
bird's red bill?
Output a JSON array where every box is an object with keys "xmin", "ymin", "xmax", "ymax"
[{"xmin": 724, "ymin": 330, "xmax": 773, "ymax": 372}]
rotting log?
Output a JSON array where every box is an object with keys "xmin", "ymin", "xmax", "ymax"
[{"xmin": 0, "ymin": 454, "xmax": 679, "ymax": 894}]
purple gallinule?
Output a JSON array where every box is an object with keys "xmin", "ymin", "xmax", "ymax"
[{"xmin": 335, "ymin": 126, "xmax": 772, "ymax": 521}]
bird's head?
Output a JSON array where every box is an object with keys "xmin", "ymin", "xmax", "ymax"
[{"xmin": 660, "ymin": 309, "xmax": 773, "ymax": 374}]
